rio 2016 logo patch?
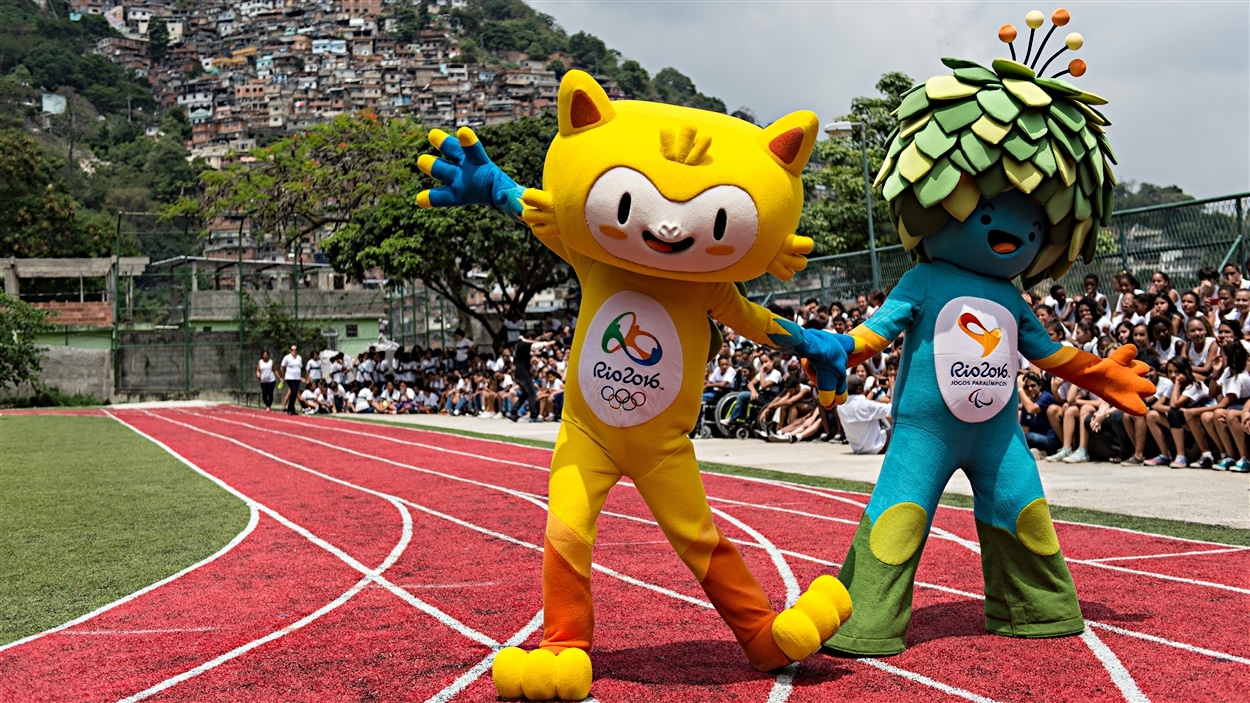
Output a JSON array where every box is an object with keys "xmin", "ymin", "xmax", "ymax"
[
  {"xmin": 934, "ymin": 297, "xmax": 1018, "ymax": 423},
  {"xmin": 579, "ymin": 290, "xmax": 682, "ymax": 427}
]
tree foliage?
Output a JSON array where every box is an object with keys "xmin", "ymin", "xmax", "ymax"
[
  {"xmin": 0, "ymin": 292, "xmax": 52, "ymax": 390},
  {"xmin": 189, "ymin": 112, "xmax": 573, "ymax": 353},
  {"xmin": 0, "ymin": 130, "xmax": 113, "ymax": 258},
  {"xmin": 1113, "ymin": 182, "xmax": 1194, "ymax": 210},
  {"xmin": 147, "ymin": 17, "xmax": 169, "ymax": 65},
  {"xmin": 797, "ymin": 72, "xmax": 912, "ymax": 254}
]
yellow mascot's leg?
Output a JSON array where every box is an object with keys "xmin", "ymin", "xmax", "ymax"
[
  {"xmin": 630, "ymin": 442, "xmax": 849, "ymax": 671},
  {"xmin": 493, "ymin": 423, "xmax": 618, "ymax": 701}
]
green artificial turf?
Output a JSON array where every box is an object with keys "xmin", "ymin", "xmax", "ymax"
[
  {"xmin": 335, "ymin": 416, "xmax": 1250, "ymax": 547},
  {"xmin": 0, "ymin": 415, "xmax": 250, "ymax": 644}
]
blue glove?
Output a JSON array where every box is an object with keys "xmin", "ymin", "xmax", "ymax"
[
  {"xmin": 769, "ymin": 318, "xmax": 856, "ymax": 408},
  {"xmin": 416, "ymin": 127, "xmax": 527, "ymax": 222}
]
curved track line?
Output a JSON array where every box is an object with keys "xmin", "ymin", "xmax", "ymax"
[
  {"xmin": 180, "ymin": 409, "xmax": 1250, "ymax": 671},
  {"xmin": 119, "ymin": 498, "xmax": 415, "ymax": 702},
  {"xmin": 298, "ymin": 410, "xmax": 1247, "ymax": 548},
  {"xmin": 172, "ymin": 409, "xmax": 1250, "ymax": 699},
  {"xmin": 424, "ymin": 610, "xmax": 545, "ymax": 703},
  {"xmin": 1080, "ymin": 628, "xmax": 1150, "ymax": 703},
  {"xmin": 0, "ymin": 414, "xmax": 262, "ymax": 655}
]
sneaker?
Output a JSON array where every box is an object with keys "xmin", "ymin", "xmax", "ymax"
[
  {"xmin": 1047, "ymin": 447, "xmax": 1073, "ymax": 462},
  {"xmin": 766, "ymin": 432, "xmax": 792, "ymax": 443},
  {"xmin": 1120, "ymin": 456, "xmax": 1144, "ymax": 466},
  {"xmin": 1231, "ymin": 459, "xmax": 1250, "ymax": 473},
  {"xmin": 1144, "ymin": 454, "xmax": 1172, "ymax": 466},
  {"xmin": 1169, "ymin": 456, "xmax": 1189, "ymax": 469},
  {"xmin": 1214, "ymin": 457, "xmax": 1236, "ymax": 471},
  {"xmin": 1029, "ymin": 448, "xmax": 1047, "ymax": 461},
  {"xmin": 1198, "ymin": 453, "xmax": 1215, "ymax": 469},
  {"xmin": 1062, "ymin": 447, "xmax": 1090, "ymax": 463}
]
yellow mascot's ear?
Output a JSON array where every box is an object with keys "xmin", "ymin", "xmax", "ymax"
[
  {"xmin": 758, "ymin": 111, "xmax": 819, "ymax": 177},
  {"xmin": 558, "ymin": 70, "xmax": 617, "ymax": 137}
]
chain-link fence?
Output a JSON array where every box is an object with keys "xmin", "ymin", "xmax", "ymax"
[{"xmin": 744, "ymin": 193, "xmax": 1249, "ymax": 306}]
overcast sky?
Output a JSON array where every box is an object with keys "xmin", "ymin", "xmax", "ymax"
[{"xmin": 528, "ymin": 0, "xmax": 1249, "ymax": 199}]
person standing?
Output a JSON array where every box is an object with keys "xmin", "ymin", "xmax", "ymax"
[
  {"xmin": 281, "ymin": 344, "xmax": 304, "ymax": 415},
  {"xmin": 508, "ymin": 337, "xmax": 550, "ymax": 421},
  {"xmin": 256, "ymin": 350, "xmax": 277, "ymax": 412},
  {"xmin": 307, "ymin": 349, "xmax": 323, "ymax": 385}
]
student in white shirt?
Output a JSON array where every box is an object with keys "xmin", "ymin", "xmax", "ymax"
[
  {"xmin": 703, "ymin": 355, "xmax": 738, "ymax": 403},
  {"xmin": 256, "ymin": 350, "xmax": 277, "ymax": 412},
  {"xmin": 1200, "ymin": 341, "xmax": 1250, "ymax": 470},
  {"xmin": 353, "ymin": 384, "xmax": 375, "ymax": 414},
  {"xmin": 835, "ymin": 374, "xmax": 892, "ymax": 454},
  {"xmin": 280, "ymin": 345, "xmax": 303, "ymax": 415},
  {"xmin": 1182, "ymin": 316, "xmax": 1218, "ymax": 381},
  {"xmin": 1120, "ymin": 357, "xmax": 1170, "ymax": 466},
  {"xmin": 299, "ymin": 385, "xmax": 319, "ymax": 415},
  {"xmin": 306, "ymin": 350, "xmax": 323, "ymax": 383}
]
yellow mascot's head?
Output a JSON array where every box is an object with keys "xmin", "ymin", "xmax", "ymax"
[{"xmin": 542, "ymin": 70, "xmax": 818, "ymax": 283}]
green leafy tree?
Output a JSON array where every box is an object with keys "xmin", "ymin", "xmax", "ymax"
[
  {"xmin": 143, "ymin": 131, "xmax": 194, "ymax": 201},
  {"xmin": 0, "ymin": 292, "xmax": 52, "ymax": 391},
  {"xmin": 545, "ymin": 58, "xmax": 566, "ymax": 79},
  {"xmin": 320, "ymin": 114, "xmax": 571, "ymax": 352},
  {"xmin": 568, "ymin": 31, "xmax": 607, "ymax": 70},
  {"xmin": 616, "ymin": 59, "xmax": 650, "ymax": 98},
  {"xmin": 796, "ymin": 72, "xmax": 912, "ymax": 254},
  {"xmin": 1113, "ymin": 182, "xmax": 1194, "ymax": 210},
  {"xmin": 147, "ymin": 17, "xmax": 169, "ymax": 65},
  {"xmin": 0, "ymin": 130, "xmax": 107, "ymax": 258}
]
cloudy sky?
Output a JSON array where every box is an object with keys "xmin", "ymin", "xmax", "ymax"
[{"xmin": 528, "ymin": 0, "xmax": 1249, "ymax": 199}]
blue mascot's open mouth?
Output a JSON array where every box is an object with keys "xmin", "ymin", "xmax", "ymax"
[
  {"xmin": 988, "ymin": 229, "xmax": 1023, "ymax": 254},
  {"xmin": 643, "ymin": 230, "xmax": 695, "ymax": 253}
]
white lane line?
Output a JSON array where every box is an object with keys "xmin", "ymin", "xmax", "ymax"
[
  {"xmin": 139, "ymin": 411, "xmax": 519, "ymax": 647},
  {"xmin": 58, "ymin": 628, "xmax": 218, "ymax": 636},
  {"xmin": 1081, "ymin": 628, "xmax": 1151, "ymax": 703},
  {"xmin": 424, "ymin": 610, "xmax": 545, "ymax": 703},
  {"xmin": 1066, "ymin": 558, "xmax": 1250, "ymax": 595},
  {"xmin": 119, "ymin": 494, "xmax": 415, "ymax": 702},
  {"xmin": 1086, "ymin": 546, "xmax": 1250, "ymax": 563},
  {"xmin": 858, "ymin": 658, "xmax": 1003, "ymax": 703},
  {"xmin": 712, "ymin": 508, "xmax": 800, "ymax": 606},
  {"xmin": 1088, "ymin": 621, "xmax": 1250, "ymax": 666},
  {"xmin": 180, "ymin": 410, "xmax": 1250, "ymax": 688},
  {"xmin": 0, "ymin": 415, "xmax": 261, "ymax": 656},
  {"xmin": 247, "ymin": 407, "xmax": 1246, "ymax": 551}
]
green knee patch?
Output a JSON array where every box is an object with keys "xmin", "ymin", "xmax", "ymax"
[
  {"xmin": 869, "ymin": 503, "xmax": 928, "ymax": 565},
  {"xmin": 1015, "ymin": 498, "xmax": 1060, "ymax": 556}
]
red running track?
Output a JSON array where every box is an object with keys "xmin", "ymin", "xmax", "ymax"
[{"xmin": 1, "ymin": 406, "xmax": 1246, "ymax": 702}]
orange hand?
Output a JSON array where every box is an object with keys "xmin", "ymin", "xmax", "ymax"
[{"xmin": 1042, "ymin": 345, "xmax": 1155, "ymax": 416}]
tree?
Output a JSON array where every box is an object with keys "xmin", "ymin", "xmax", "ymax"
[
  {"xmin": 545, "ymin": 58, "xmax": 566, "ymax": 79},
  {"xmin": 143, "ymin": 131, "xmax": 194, "ymax": 201},
  {"xmin": 147, "ymin": 17, "xmax": 169, "ymax": 65},
  {"xmin": 616, "ymin": 59, "xmax": 649, "ymax": 98},
  {"xmin": 0, "ymin": 292, "xmax": 51, "ymax": 391},
  {"xmin": 1113, "ymin": 182, "xmax": 1194, "ymax": 210},
  {"xmin": 0, "ymin": 130, "xmax": 103, "ymax": 258},
  {"xmin": 319, "ymin": 113, "xmax": 572, "ymax": 352},
  {"xmin": 796, "ymin": 72, "xmax": 913, "ymax": 254},
  {"xmin": 568, "ymin": 31, "xmax": 607, "ymax": 70},
  {"xmin": 730, "ymin": 107, "xmax": 757, "ymax": 125}
]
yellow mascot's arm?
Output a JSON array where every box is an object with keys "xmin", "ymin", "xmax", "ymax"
[{"xmin": 520, "ymin": 188, "xmax": 575, "ymax": 266}]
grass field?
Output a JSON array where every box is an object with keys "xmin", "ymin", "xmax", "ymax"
[{"xmin": 0, "ymin": 414, "xmax": 250, "ymax": 644}]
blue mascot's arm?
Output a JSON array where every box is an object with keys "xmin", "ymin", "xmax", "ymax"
[
  {"xmin": 709, "ymin": 283, "xmax": 854, "ymax": 407},
  {"xmin": 416, "ymin": 127, "xmax": 528, "ymax": 223}
]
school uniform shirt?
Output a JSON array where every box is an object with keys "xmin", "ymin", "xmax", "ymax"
[
  {"xmin": 1154, "ymin": 338, "xmax": 1183, "ymax": 363},
  {"xmin": 1185, "ymin": 337, "xmax": 1216, "ymax": 369},
  {"xmin": 836, "ymin": 394, "xmax": 892, "ymax": 454},
  {"xmin": 1045, "ymin": 296, "xmax": 1076, "ymax": 324},
  {"xmin": 707, "ymin": 366, "xmax": 738, "ymax": 388},
  {"xmin": 1181, "ymin": 382, "xmax": 1209, "ymax": 406},
  {"xmin": 504, "ymin": 318, "xmax": 523, "ymax": 344},
  {"xmin": 330, "ymin": 360, "xmax": 345, "ymax": 384},
  {"xmin": 257, "ymin": 359, "xmax": 276, "ymax": 384},
  {"xmin": 307, "ymin": 358, "xmax": 322, "ymax": 382},
  {"xmin": 1215, "ymin": 369, "xmax": 1250, "ymax": 402},
  {"xmin": 358, "ymin": 358, "xmax": 376, "ymax": 383},
  {"xmin": 455, "ymin": 338, "xmax": 475, "ymax": 362},
  {"xmin": 354, "ymin": 388, "xmax": 374, "ymax": 412},
  {"xmin": 300, "ymin": 388, "xmax": 318, "ymax": 406},
  {"xmin": 1152, "ymin": 376, "xmax": 1174, "ymax": 404},
  {"xmin": 280, "ymin": 353, "xmax": 303, "ymax": 381}
]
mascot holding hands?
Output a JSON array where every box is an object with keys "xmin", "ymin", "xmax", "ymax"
[{"xmin": 417, "ymin": 71, "xmax": 854, "ymax": 700}]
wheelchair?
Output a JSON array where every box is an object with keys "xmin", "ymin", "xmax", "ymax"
[{"xmin": 714, "ymin": 391, "xmax": 780, "ymax": 440}]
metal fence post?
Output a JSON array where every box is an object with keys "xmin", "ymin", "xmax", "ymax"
[
  {"xmin": 183, "ymin": 255, "xmax": 191, "ymax": 392},
  {"xmin": 1238, "ymin": 197, "xmax": 1246, "ymax": 266},
  {"xmin": 237, "ymin": 217, "xmax": 245, "ymax": 393},
  {"xmin": 112, "ymin": 212, "xmax": 121, "ymax": 396}
]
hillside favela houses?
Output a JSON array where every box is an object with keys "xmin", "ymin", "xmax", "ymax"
[{"xmin": 38, "ymin": 0, "xmax": 587, "ymax": 397}]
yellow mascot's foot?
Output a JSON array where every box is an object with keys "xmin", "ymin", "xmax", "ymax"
[
  {"xmin": 771, "ymin": 575, "xmax": 854, "ymax": 662},
  {"xmin": 492, "ymin": 646, "xmax": 592, "ymax": 701}
]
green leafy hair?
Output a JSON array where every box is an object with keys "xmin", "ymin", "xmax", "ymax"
[{"xmin": 876, "ymin": 45, "xmax": 1117, "ymax": 288}]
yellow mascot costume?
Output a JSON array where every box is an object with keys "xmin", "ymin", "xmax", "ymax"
[{"xmin": 417, "ymin": 71, "xmax": 855, "ymax": 700}]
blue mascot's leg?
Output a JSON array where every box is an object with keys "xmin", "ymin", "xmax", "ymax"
[
  {"xmin": 824, "ymin": 423, "xmax": 957, "ymax": 656},
  {"xmin": 965, "ymin": 430, "xmax": 1085, "ymax": 638}
]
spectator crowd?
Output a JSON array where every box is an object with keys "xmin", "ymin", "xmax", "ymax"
[{"xmin": 259, "ymin": 261, "xmax": 1250, "ymax": 473}]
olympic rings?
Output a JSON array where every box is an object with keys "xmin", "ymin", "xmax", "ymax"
[{"xmin": 600, "ymin": 385, "xmax": 647, "ymax": 411}]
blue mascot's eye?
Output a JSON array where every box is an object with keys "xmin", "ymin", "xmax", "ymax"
[
  {"xmin": 980, "ymin": 214, "xmax": 992, "ymax": 225},
  {"xmin": 714, "ymin": 208, "xmax": 727, "ymax": 240},
  {"xmin": 617, "ymin": 193, "xmax": 631, "ymax": 224},
  {"xmin": 1029, "ymin": 232, "xmax": 1036, "ymax": 241}
]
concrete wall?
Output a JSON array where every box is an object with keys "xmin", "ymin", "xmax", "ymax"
[{"xmin": 0, "ymin": 346, "xmax": 113, "ymax": 401}]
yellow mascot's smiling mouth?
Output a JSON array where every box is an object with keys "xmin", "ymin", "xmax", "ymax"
[{"xmin": 643, "ymin": 230, "xmax": 695, "ymax": 253}]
